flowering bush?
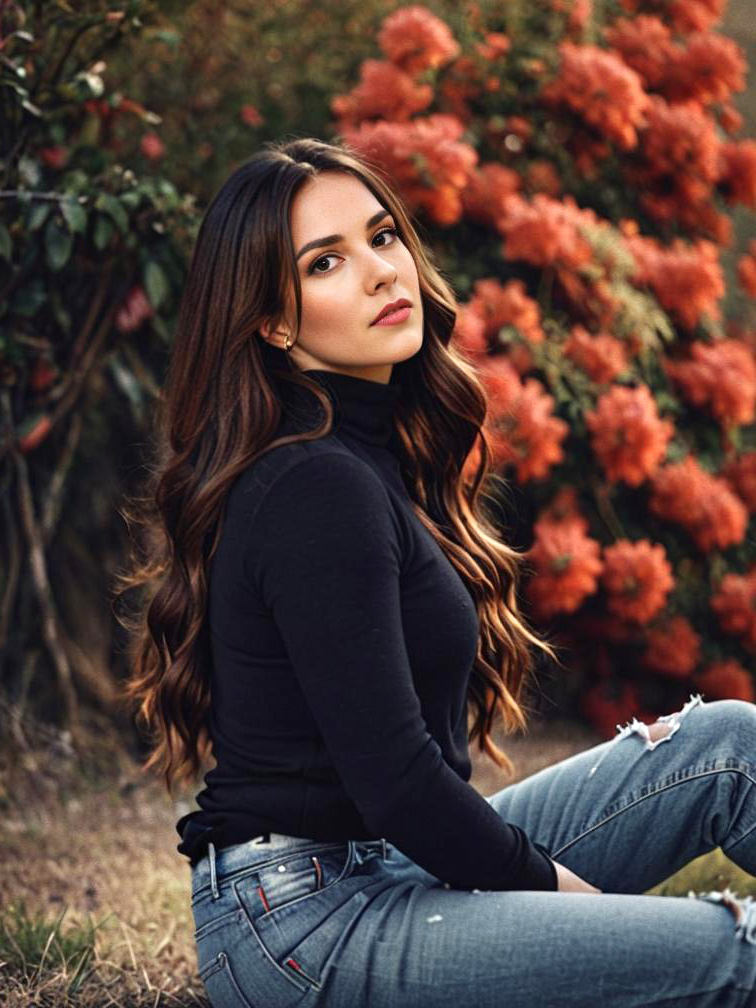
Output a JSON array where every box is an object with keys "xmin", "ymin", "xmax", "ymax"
[
  {"xmin": 0, "ymin": 1, "xmax": 198, "ymax": 742},
  {"xmin": 329, "ymin": 1, "xmax": 756, "ymax": 730}
]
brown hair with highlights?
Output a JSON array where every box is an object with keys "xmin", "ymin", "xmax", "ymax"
[{"xmin": 115, "ymin": 136, "xmax": 556, "ymax": 794}]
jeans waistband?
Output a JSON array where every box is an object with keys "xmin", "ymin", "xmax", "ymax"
[{"xmin": 191, "ymin": 832, "xmax": 390, "ymax": 898}]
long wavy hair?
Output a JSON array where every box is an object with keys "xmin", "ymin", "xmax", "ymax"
[{"xmin": 116, "ymin": 136, "xmax": 557, "ymax": 795}]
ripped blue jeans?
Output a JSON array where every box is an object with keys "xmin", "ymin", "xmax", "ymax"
[{"xmin": 189, "ymin": 696, "xmax": 756, "ymax": 1006}]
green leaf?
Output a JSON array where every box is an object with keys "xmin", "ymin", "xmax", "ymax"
[
  {"xmin": 143, "ymin": 260, "xmax": 169, "ymax": 310},
  {"xmin": 108, "ymin": 353, "xmax": 144, "ymax": 412},
  {"xmin": 45, "ymin": 216, "xmax": 73, "ymax": 271},
  {"xmin": 94, "ymin": 193, "xmax": 129, "ymax": 235},
  {"xmin": 3, "ymin": 79, "xmax": 29, "ymax": 98},
  {"xmin": 0, "ymin": 222, "xmax": 11, "ymax": 261},
  {"xmin": 150, "ymin": 313, "xmax": 172, "ymax": 345},
  {"xmin": 60, "ymin": 199, "xmax": 87, "ymax": 234},
  {"xmin": 28, "ymin": 202, "xmax": 51, "ymax": 231},
  {"xmin": 62, "ymin": 169, "xmax": 89, "ymax": 192},
  {"xmin": 93, "ymin": 214, "xmax": 114, "ymax": 250},
  {"xmin": 120, "ymin": 190, "xmax": 141, "ymax": 209},
  {"xmin": 157, "ymin": 179, "xmax": 177, "ymax": 200}
]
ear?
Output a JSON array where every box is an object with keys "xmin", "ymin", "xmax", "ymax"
[{"xmin": 259, "ymin": 319, "xmax": 288, "ymax": 348}]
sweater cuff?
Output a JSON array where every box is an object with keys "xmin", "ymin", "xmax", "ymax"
[{"xmin": 530, "ymin": 840, "xmax": 558, "ymax": 891}]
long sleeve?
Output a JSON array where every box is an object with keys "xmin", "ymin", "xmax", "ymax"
[{"xmin": 243, "ymin": 450, "xmax": 557, "ymax": 892}]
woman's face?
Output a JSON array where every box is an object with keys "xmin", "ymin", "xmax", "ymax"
[{"xmin": 264, "ymin": 171, "xmax": 424, "ymax": 384}]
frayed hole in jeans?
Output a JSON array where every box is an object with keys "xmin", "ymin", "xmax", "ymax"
[
  {"xmin": 688, "ymin": 887, "xmax": 756, "ymax": 944},
  {"xmin": 587, "ymin": 693, "xmax": 705, "ymax": 777}
]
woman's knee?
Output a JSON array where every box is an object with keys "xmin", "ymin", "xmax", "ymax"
[{"xmin": 690, "ymin": 697, "xmax": 756, "ymax": 750}]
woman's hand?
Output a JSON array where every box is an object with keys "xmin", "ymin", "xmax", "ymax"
[{"xmin": 552, "ymin": 860, "xmax": 602, "ymax": 893}]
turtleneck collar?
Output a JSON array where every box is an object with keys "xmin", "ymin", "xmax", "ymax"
[{"xmin": 287, "ymin": 368, "xmax": 402, "ymax": 448}]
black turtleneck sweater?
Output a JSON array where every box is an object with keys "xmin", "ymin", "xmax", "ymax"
[{"xmin": 176, "ymin": 368, "xmax": 557, "ymax": 892}]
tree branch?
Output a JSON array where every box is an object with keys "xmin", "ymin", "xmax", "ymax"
[
  {"xmin": 0, "ymin": 488, "xmax": 22, "ymax": 663},
  {"xmin": 12, "ymin": 443, "xmax": 81, "ymax": 743},
  {"xmin": 41, "ymin": 411, "xmax": 82, "ymax": 546}
]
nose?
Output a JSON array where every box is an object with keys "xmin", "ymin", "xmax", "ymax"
[{"xmin": 365, "ymin": 247, "xmax": 398, "ymax": 290}]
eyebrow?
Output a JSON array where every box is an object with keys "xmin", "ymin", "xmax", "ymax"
[{"xmin": 295, "ymin": 209, "xmax": 393, "ymax": 261}]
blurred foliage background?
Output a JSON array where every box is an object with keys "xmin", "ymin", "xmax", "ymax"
[{"xmin": 2, "ymin": 0, "xmax": 756, "ymax": 778}]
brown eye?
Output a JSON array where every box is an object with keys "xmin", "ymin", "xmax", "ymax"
[{"xmin": 306, "ymin": 226, "xmax": 399, "ymax": 276}]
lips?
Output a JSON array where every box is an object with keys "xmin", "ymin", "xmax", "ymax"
[{"xmin": 370, "ymin": 298, "xmax": 412, "ymax": 325}]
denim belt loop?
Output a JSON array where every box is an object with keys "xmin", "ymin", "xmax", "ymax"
[
  {"xmin": 208, "ymin": 841, "xmax": 220, "ymax": 900},
  {"xmin": 381, "ymin": 838, "xmax": 387, "ymax": 860}
]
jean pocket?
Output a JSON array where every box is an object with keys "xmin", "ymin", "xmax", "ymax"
[
  {"xmin": 196, "ymin": 910, "xmax": 314, "ymax": 1006},
  {"xmin": 200, "ymin": 951, "xmax": 254, "ymax": 1008},
  {"xmin": 236, "ymin": 843, "xmax": 355, "ymax": 923}
]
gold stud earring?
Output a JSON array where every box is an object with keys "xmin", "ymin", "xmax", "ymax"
[{"xmin": 283, "ymin": 334, "xmax": 291, "ymax": 351}]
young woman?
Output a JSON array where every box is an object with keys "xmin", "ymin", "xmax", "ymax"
[{"xmin": 122, "ymin": 137, "xmax": 756, "ymax": 1007}]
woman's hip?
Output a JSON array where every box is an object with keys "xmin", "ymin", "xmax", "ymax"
[{"xmin": 191, "ymin": 836, "xmax": 756, "ymax": 1008}]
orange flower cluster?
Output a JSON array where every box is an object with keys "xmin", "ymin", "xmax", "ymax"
[
  {"xmin": 566, "ymin": 0, "xmax": 593, "ymax": 37},
  {"xmin": 480, "ymin": 358, "xmax": 568, "ymax": 483},
  {"xmin": 468, "ymin": 278, "xmax": 544, "ymax": 347},
  {"xmin": 641, "ymin": 616, "xmax": 701, "ymax": 678},
  {"xmin": 697, "ymin": 660, "xmax": 755, "ymax": 702},
  {"xmin": 625, "ymin": 233, "xmax": 725, "ymax": 331},
  {"xmin": 628, "ymin": 97, "xmax": 722, "ymax": 236},
  {"xmin": 437, "ymin": 56, "xmax": 489, "ymax": 121},
  {"xmin": 331, "ymin": 60, "xmax": 433, "ymax": 125},
  {"xmin": 601, "ymin": 538, "xmax": 674, "ymax": 624},
  {"xmin": 619, "ymin": 0, "xmax": 726, "ymax": 35},
  {"xmin": 475, "ymin": 32, "xmax": 511, "ymax": 62},
  {"xmin": 711, "ymin": 568, "xmax": 756, "ymax": 651},
  {"xmin": 605, "ymin": 16, "xmax": 680, "ymax": 92},
  {"xmin": 377, "ymin": 5, "xmax": 460, "ymax": 75},
  {"xmin": 726, "ymin": 319, "xmax": 756, "ymax": 356},
  {"xmin": 564, "ymin": 325, "xmax": 628, "ymax": 384},
  {"xmin": 550, "ymin": 0, "xmax": 593, "ymax": 33},
  {"xmin": 498, "ymin": 194, "xmax": 621, "ymax": 328},
  {"xmin": 526, "ymin": 516, "xmax": 603, "ymax": 619},
  {"xmin": 585, "ymin": 384, "xmax": 673, "ymax": 486},
  {"xmin": 606, "ymin": 17, "xmax": 745, "ymax": 108},
  {"xmin": 338, "ymin": 116, "xmax": 478, "ymax": 227},
  {"xmin": 718, "ymin": 103, "xmax": 744, "ymax": 136},
  {"xmin": 664, "ymin": 339, "xmax": 756, "ymax": 429},
  {"xmin": 329, "ymin": 8, "xmax": 481, "ymax": 227},
  {"xmin": 462, "ymin": 163, "xmax": 521, "ymax": 229},
  {"xmin": 526, "ymin": 160, "xmax": 562, "ymax": 197},
  {"xmin": 664, "ymin": 32, "xmax": 745, "ymax": 106},
  {"xmin": 497, "ymin": 192, "xmax": 599, "ymax": 270},
  {"xmin": 718, "ymin": 141, "xmax": 756, "ymax": 209},
  {"xmin": 581, "ymin": 681, "xmax": 648, "ymax": 739},
  {"xmin": 723, "ymin": 453, "xmax": 756, "ymax": 512},
  {"xmin": 534, "ymin": 486, "xmax": 589, "ymax": 534},
  {"xmin": 737, "ymin": 240, "xmax": 756, "ymax": 299},
  {"xmin": 452, "ymin": 303, "xmax": 487, "ymax": 358},
  {"xmin": 649, "ymin": 456, "xmax": 748, "ymax": 552},
  {"xmin": 541, "ymin": 41, "xmax": 650, "ymax": 151}
]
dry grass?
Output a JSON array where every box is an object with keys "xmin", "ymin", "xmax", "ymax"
[
  {"xmin": 0, "ymin": 756, "xmax": 205, "ymax": 1007},
  {"xmin": 1, "ymin": 715, "xmax": 753, "ymax": 1006}
]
